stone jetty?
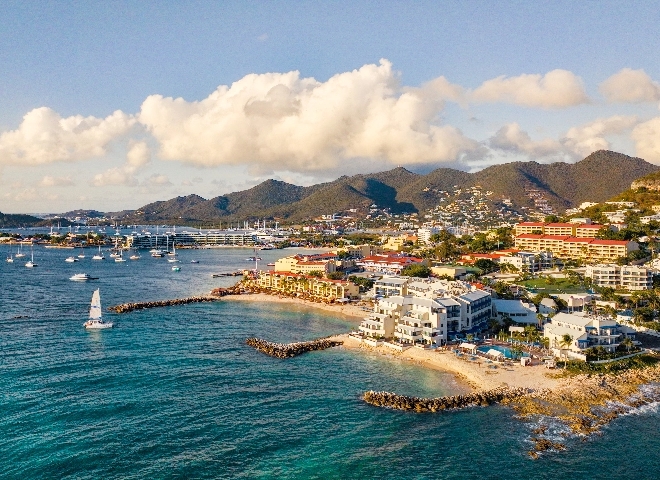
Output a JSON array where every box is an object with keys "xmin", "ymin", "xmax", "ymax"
[
  {"xmin": 362, "ymin": 386, "xmax": 529, "ymax": 412},
  {"xmin": 246, "ymin": 337, "xmax": 344, "ymax": 358},
  {"xmin": 108, "ymin": 295, "xmax": 218, "ymax": 313}
]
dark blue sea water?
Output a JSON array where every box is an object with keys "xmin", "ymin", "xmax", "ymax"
[{"xmin": 2, "ymin": 246, "xmax": 660, "ymax": 479}]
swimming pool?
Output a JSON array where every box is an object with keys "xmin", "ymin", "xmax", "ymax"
[{"xmin": 477, "ymin": 345, "xmax": 529, "ymax": 359}]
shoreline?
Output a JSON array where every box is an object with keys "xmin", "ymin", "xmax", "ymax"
[
  {"xmin": 223, "ymin": 292, "xmax": 561, "ymax": 392},
  {"xmin": 329, "ymin": 333, "xmax": 562, "ymax": 392},
  {"xmin": 222, "ymin": 293, "xmax": 562, "ymax": 391},
  {"xmin": 221, "ymin": 292, "xmax": 369, "ymax": 321}
]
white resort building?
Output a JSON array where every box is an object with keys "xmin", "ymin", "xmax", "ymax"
[
  {"xmin": 543, "ymin": 312, "xmax": 637, "ymax": 360},
  {"xmin": 585, "ymin": 264, "xmax": 653, "ymax": 291},
  {"xmin": 359, "ymin": 276, "xmax": 492, "ymax": 344},
  {"xmin": 491, "ymin": 299, "xmax": 538, "ymax": 324}
]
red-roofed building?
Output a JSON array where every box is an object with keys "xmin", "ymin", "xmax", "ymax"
[
  {"xmin": 357, "ymin": 254, "xmax": 428, "ymax": 275},
  {"xmin": 514, "ymin": 222, "xmax": 546, "ymax": 235},
  {"xmin": 514, "ymin": 234, "xmax": 637, "ymax": 260},
  {"xmin": 514, "ymin": 222, "xmax": 607, "ymax": 238}
]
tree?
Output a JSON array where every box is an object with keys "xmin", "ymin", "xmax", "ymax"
[
  {"xmin": 474, "ymin": 258, "xmax": 499, "ymax": 274},
  {"xmin": 536, "ymin": 313, "xmax": 546, "ymax": 328},
  {"xmin": 348, "ymin": 275, "xmax": 374, "ymax": 291},
  {"xmin": 400, "ymin": 264, "xmax": 431, "ymax": 278},
  {"xmin": 510, "ymin": 345, "xmax": 524, "ymax": 360},
  {"xmin": 558, "ymin": 334, "xmax": 573, "ymax": 367},
  {"xmin": 308, "ymin": 270, "xmax": 323, "ymax": 278},
  {"xmin": 326, "ymin": 271, "xmax": 344, "ymax": 280}
]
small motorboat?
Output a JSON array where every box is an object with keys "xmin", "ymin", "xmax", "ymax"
[
  {"xmin": 65, "ymin": 256, "xmax": 78, "ymax": 263},
  {"xmin": 70, "ymin": 273, "xmax": 98, "ymax": 281},
  {"xmin": 171, "ymin": 266, "xmax": 181, "ymax": 272}
]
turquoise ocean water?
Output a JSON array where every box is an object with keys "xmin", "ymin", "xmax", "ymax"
[{"xmin": 2, "ymin": 245, "xmax": 660, "ymax": 479}]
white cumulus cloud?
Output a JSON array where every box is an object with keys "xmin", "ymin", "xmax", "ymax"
[
  {"xmin": 490, "ymin": 123, "xmax": 563, "ymax": 158},
  {"xmin": 138, "ymin": 59, "xmax": 479, "ymax": 173},
  {"xmin": 471, "ymin": 69, "xmax": 590, "ymax": 108},
  {"xmin": 489, "ymin": 115, "xmax": 638, "ymax": 161},
  {"xmin": 563, "ymin": 115, "xmax": 638, "ymax": 158},
  {"xmin": 0, "ymin": 107, "xmax": 134, "ymax": 165},
  {"xmin": 39, "ymin": 175, "xmax": 75, "ymax": 187},
  {"xmin": 632, "ymin": 117, "xmax": 660, "ymax": 164},
  {"xmin": 92, "ymin": 141, "xmax": 151, "ymax": 186},
  {"xmin": 600, "ymin": 68, "xmax": 660, "ymax": 103}
]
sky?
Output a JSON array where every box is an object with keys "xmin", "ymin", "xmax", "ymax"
[{"xmin": 2, "ymin": 0, "xmax": 660, "ymax": 213}]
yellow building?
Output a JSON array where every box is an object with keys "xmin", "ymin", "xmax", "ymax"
[
  {"xmin": 514, "ymin": 234, "xmax": 637, "ymax": 260},
  {"xmin": 514, "ymin": 222, "xmax": 605, "ymax": 238},
  {"xmin": 256, "ymin": 271, "xmax": 360, "ymax": 300},
  {"xmin": 274, "ymin": 253, "xmax": 337, "ymax": 274}
]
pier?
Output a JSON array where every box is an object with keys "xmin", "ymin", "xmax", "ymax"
[
  {"xmin": 212, "ymin": 271, "xmax": 244, "ymax": 277},
  {"xmin": 246, "ymin": 337, "xmax": 344, "ymax": 358}
]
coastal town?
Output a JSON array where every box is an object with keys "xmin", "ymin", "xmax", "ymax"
[{"xmin": 6, "ymin": 194, "xmax": 660, "ymax": 457}]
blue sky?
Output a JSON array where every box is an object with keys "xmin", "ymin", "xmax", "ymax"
[{"xmin": 2, "ymin": 1, "xmax": 660, "ymax": 213}]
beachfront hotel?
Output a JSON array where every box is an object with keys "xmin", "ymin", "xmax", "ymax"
[
  {"xmin": 255, "ymin": 271, "xmax": 359, "ymax": 301},
  {"xmin": 543, "ymin": 312, "xmax": 637, "ymax": 360},
  {"xmin": 360, "ymin": 276, "xmax": 492, "ymax": 344}
]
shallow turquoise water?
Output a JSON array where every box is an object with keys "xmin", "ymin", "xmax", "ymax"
[{"xmin": 2, "ymin": 246, "xmax": 660, "ymax": 479}]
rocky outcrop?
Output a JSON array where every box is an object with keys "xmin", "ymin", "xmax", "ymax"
[
  {"xmin": 362, "ymin": 387, "xmax": 529, "ymax": 412},
  {"xmin": 246, "ymin": 337, "xmax": 343, "ymax": 358}
]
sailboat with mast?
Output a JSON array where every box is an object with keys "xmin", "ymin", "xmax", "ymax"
[
  {"xmin": 25, "ymin": 244, "xmax": 37, "ymax": 268},
  {"xmin": 167, "ymin": 240, "xmax": 179, "ymax": 262},
  {"xmin": 92, "ymin": 244, "xmax": 105, "ymax": 260},
  {"xmin": 6, "ymin": 240, "xmax": 14, "ymax": 263},
  {"xmin": 15, "ymin": 242, "xmax": 25, "ymax": 258},
  {"xmin": 83, "ymin": 289, "xmax": 113, "ymax": 329}
]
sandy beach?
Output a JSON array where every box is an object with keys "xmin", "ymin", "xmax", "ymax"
[
  {"xmin": 223, "ymin": 293, "xmax": 562, "ymax": 392},
  {"xmin": 329, "ymin": 334, "xmax": 562, "ymax": 391},
  {"xmin": 222, "ymin": 292, "xmax": 369, "ymax": 321}
]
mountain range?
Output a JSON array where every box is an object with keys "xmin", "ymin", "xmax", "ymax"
[
  {"xmin": 114, "ymin": 150, "xmax": 659, "ymax": 224},
  {"xmin": 2, "ymin": 150, "xmax": 658, "ymax": 228}
]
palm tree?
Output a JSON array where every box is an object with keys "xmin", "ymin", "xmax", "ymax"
[
  {"xmin": 558, "ymin": 334, "xmax": 573, "ymax": 367},
  {"xmin": 536, "ymin": 313, "xmax": 545, "ymax": 328},
  {"xmin": 620, "ymin": 336, "xmax": 634, "ymax": 353}
]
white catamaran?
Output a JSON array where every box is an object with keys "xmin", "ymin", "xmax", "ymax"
[{"xmin": 83, "ymin": 288, "xmax": 113, "ymax": 329}]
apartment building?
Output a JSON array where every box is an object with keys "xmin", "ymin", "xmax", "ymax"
[
  {"xmin": 363, "ymin": 296, "xmax": 446, "ymax": 345},
  {"xmin": 585, "ymin": 264, "xmax": 653, "ymax": 291},
  {"xmin": 514, "ymin": 222, "xmax": 606, "ymax": 238},
  {"xmin": 417, "ymin": 227, "xmax": 441, "ymax": 244},
  {"xmin": 514, "ymin": 234, "xmax": 637, "ymax": 260}
]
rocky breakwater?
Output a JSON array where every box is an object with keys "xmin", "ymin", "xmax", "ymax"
[
  {"xmin": 209, "ymin": 284, "xmax": 244, "ymax": 297},
  {"xmin": 108, "ymin": 295, "xmax": 218, "ymax": 313},
  {"xmin": 363, "ymin": 386, "xmax": 529, "ymax": 413},
  {"xmin": 246, "ymin": 337, "xmax": 344, "ymax": 358}
]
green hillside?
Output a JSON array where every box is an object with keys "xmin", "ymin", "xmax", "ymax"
[{"xmin": 112, "ymin": 150, "xmax": 660, "ymax": 224}]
